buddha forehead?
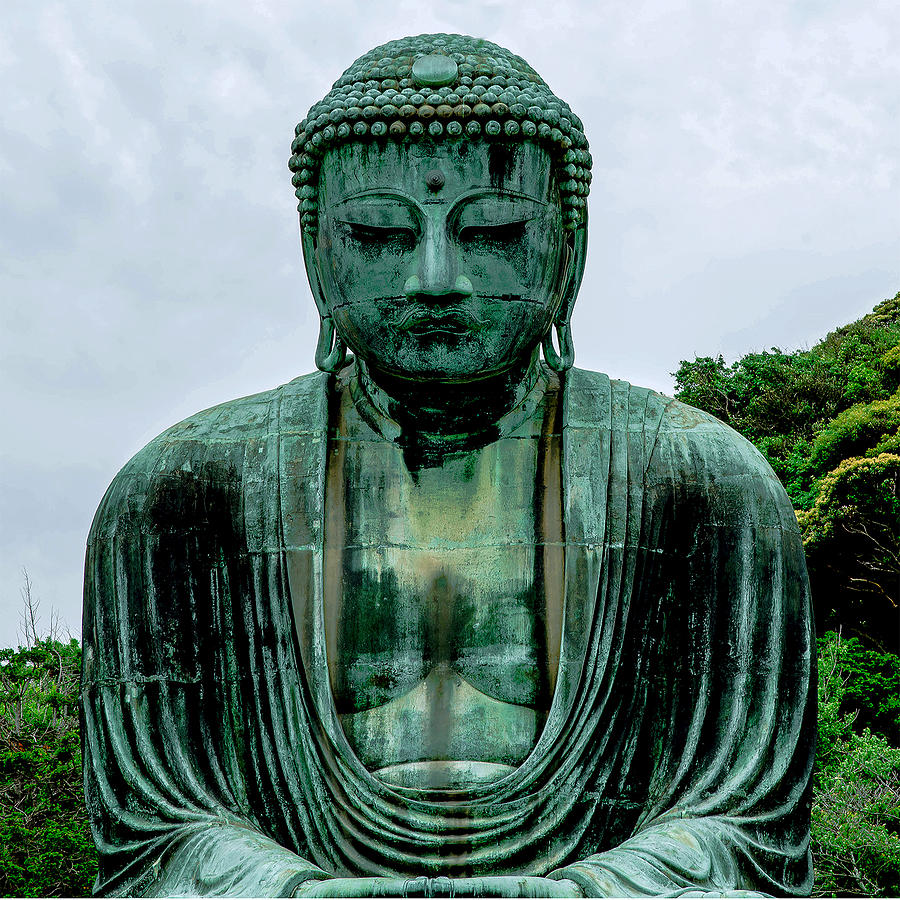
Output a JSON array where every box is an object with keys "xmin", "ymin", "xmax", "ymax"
[{"xmin": 318, "ymin": 140, "xmax": 555, "ymax": 207}]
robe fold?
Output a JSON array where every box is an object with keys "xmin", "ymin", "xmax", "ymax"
[{"xmin": 81, "ymin": 367, "xmax": 815, "ymax": 897}]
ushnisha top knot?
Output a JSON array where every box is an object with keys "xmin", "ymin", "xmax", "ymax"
[{"xmin": 289, "ymin": 33, "xmax": 592, "ymax": 234}]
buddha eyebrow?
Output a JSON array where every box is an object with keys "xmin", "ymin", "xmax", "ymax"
[
  {"xmin": 328, "ymin": 189, "xmax": 417, "ymax": 207},
  {"xmin": 448, "ymin": 189, "xmax": 549, "ymax": 215}
]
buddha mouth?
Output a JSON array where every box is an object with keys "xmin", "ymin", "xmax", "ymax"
[{"xmin": 396, "ymin": 306, "xmax": 485, "ymax": 337}]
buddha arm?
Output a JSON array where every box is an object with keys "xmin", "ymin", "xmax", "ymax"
[
  {"xmin": 82, "ymin": 677, "xmax": 327, "ymax": 897},
  {"xmin": 81, "ymin": 418, "xmax": 329, "ymax": 897},
  {"xmin": 548, "ymin": 819, "xmax": 782, "ymax": 898},
  {"xmin": 549, "ymin": 408, "xmax": 815, "ymax": 898},
  {"xmin": 81, "ymin": 653, "xmax": 329, "ymax": 900}
]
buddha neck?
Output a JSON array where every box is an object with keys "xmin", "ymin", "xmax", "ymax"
[{"xmin": 350, "ymin": 353, "xmax": 546, "ymax": 467}]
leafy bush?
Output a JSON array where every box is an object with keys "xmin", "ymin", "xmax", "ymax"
[
  {"xmin": 673, "ymin": 292, "xmax": 900, "ymax": 507},
  {"xmin": 797, "ymin": 453, "xmax": 900, "ymax": 645},
  {"xmin": 813, "ymin": 632, "xmax": 900, "ymax": 897},
  {"xmin": 806, "ymin": 394, "xmax": 900, "ymax": 478},
  {"xmin": 0, "ymin": 611, "xmax": 97, "ymax": 896}
]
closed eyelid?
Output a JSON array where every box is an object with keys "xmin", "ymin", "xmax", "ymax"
[
  {"xmin": 455, "ymin": 211, "xmax": 536, "ymax": 229},
  {"xmin": 335, "ymin": 218, "xmax": 417, "ymax": 231},
  {"xmin": 331, "ymin": 200, "xmax": 420, "ymax": 231},
  {"xmin": 448, "ymin": 191, "xmax": 548, "ymax": 228},
  {"xmin": 325, "ymin": 190, "xmax": 549, "ymax": 233}
]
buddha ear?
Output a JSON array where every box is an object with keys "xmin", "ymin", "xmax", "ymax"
[
  {"xmin": 554, "ymin": 218, "xmax": 588, "ymax": 328},
  {"xmin": 301, "ymin": 227, "xmax": 348, "ymax": 373},
  {"xmin": 543, "ymin": 219, "xmax": 587, "ymax": 372},
  {"xmin": 301, "ymin": 229, "xmax": 329, "ymax": 320}
]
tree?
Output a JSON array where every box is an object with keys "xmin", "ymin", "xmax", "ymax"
[{"xmin": 799, "ymin": 453, "xmax": 900, "ymax": 648}]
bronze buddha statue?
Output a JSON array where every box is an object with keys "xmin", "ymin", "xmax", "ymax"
[{"xmin": 81, "ymin": 34, "xmax": 815, "ymax": 898}]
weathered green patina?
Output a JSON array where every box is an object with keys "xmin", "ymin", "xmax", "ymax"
[{"xmin": 82, "ymin": 34, "xmax": 815, "ymax": 898}]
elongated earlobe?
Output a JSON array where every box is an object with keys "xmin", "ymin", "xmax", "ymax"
[
  {"xmin": 542, "ymin": 320, "xmax": 575, "ymax": 372},
  {"xmin": 315, "ymin": 315, "xmax": 348, "ymax": 374},
  {"xmin": 302, "ymin": 229, "xmax": 348, "ymax": 373},
  {"xmin": 542, "ymin": 222, "xmax": 585, "ymax": 372}
]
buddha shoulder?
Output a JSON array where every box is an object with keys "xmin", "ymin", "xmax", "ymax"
[
  {"xmin": 649, "ymin": 390, "xmax": 799, "ymax": 530},
  {"xmin": 88, "ymin": 371, "xmax": 328, "ymax": 539},
  {"xmin": 569, "ymin": 368, "xmax": 792, "ymax": 521},
  {"xmin": 654, "ymin": 392, "xmax": 781, "ymax": 479}
]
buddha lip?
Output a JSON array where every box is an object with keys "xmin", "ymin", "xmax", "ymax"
[
  {"xmin": 404, "ymin": 320, "xmax": 470, "ymax": 336},
  {"xmin": 397, "ymin": 306, "xmax": 484, "ymax": 335}
]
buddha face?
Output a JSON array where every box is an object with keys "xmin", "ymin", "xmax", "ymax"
[{"xmin": 311, "ymin": 139, "xmax": 568, "ymax": 382}]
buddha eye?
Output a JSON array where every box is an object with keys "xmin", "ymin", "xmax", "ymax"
[
  {"xmin": 340, "ymin": 221, "xmax": 417, "ymax": 252},
  {"xmin": 457, "ymin": 220, "xmax": 528, "ymax": 245}
]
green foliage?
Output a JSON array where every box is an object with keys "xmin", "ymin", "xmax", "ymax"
[
  {"xmin": 813, "ymin": 632, "xmax": 900, "ymax": 897},
  {"xmin": 797, "ymin": 453, "xmax": 900, "ymax": 635},
  {"xmin": 672, "ymin": 348, "xmax": 846, "ymax": 461},
  {"xmin": 880, "ymin": 344, "xmax": 900, "ymax": 393},
  {"xmin": 0, "ymin": 632, "xmax": 97, "ymax": 897},
  {"xmin": 806, "ymin": 393, "xmax": 900, "ymax": 478},
  {"xmin": 816, "ymin": 631, "xmax": 900, "ymax": 761}
]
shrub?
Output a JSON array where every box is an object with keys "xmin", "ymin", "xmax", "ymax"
[
  {"xmin": 805, "ymin": 394, "xmax": 900, "ymax": 480},
  {"xmin": 813, "ymin": 632, "xmax": 900, "ymax": 897},
  {"xmin": 798, "ymin": 455, "xmax": 900, "ymax": 647},
  {"xmin": 0, "ymin": 634, "xmax": 97, "ymax": 896}
]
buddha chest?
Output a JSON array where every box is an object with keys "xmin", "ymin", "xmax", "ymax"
[{"xmin": 323, "ymin": 374, "xmax": 563, "ymax": 789}]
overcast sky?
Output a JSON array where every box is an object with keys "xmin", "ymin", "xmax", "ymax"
[{"xmin": 2, "ymin": 0, "xmax": 898, "ymax": 648}]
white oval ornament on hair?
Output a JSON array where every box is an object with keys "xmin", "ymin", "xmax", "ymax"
[{"xmin": 411, "ymin": 53, "xmax": 459, "ymax": 87}]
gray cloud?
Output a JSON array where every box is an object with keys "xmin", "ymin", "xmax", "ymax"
[{"xmin": 1, "ymin": 0, "xmax": 898, "ymax": 647}]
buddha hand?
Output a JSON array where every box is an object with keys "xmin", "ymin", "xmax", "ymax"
[
  {"xmin": 674, "ymin": 893, "xmax": 770, "ymax": 898},
  {"xmin": 296, "ymin": 875, "xmax": 584, "ymax": 897}
]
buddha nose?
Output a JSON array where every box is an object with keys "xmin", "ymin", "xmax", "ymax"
[
  {"xmin": 404, "ymin": 273, "xmax": 474, "ymax": 298},
  {"xmin": 404, "ymin": 227, "xmax": 473, "ymax": 300}
]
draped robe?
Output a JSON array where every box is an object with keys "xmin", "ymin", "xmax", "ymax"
[{"xmin": 81, "ymin": 367, "xmax": 815, "ymax": 897}]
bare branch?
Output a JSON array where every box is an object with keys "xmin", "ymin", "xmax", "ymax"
[{"xmin": 19, "ymin": 568, "xmax": 41, "ymax": 649}]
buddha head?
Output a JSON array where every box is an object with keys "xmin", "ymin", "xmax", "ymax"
[{"xmin": 289, "ymin": 34, "xmax": 591, "ymax": 383}]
